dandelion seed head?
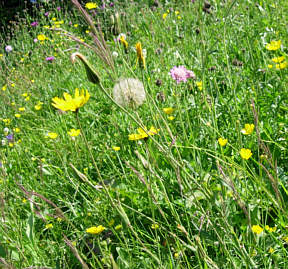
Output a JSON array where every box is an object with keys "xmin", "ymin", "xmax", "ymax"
[{"xmin": 113, "ymin": 78, "xmax": 146, "ymax": 108}]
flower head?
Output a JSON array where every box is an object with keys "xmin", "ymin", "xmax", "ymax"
[
  {"xmin": 5, "ymin": 45, "xmax": 13, "ymax": 53},
  {"xmin": 45, "ymin": 56, "xmax": 55, "ymax": 62},
  {"xmin": 52, "ymin": 88, "xmax": 90, "ymax": 112},
  {"xmin": 169, "ymin": 66, "xmax": 195, "ymax": 83},
  {"xmin": 68, "ymin": 129, "xmax": 80, "ymax": 137},
  {"xmin": 31, "ymin": 21, "xmax": 38, "ymax": 27},
  {"xmin": 112, "ymin": 146, "xmax": 120, "ymax": 151},
  {"xmin": 252, "ymin": 225, "xmax": 263, "ymax": 235},
  {"xmin": 241, "ymin": 124, "xmax": 254, "ymax": 135},
  {"xmin": 129, "ymin": 126, "xmax": 159, "ymax": 141},
  {"xmin": 85, "ymin": 2, "xmax": 97, "ymax": 9},
  {"xmin": 86, "ymin": 225, "xmax": 105, "ymax": 234},
  {"xmin": 47, "ymin": 132, "xmax": 58, "ymax": 139},
  {"xmin": 135, "ymin": 42, "xmax": 146, "ymax": 69},
  {"xmin": 218, "ymin": 138, "xmax": 228, "ymax": 147},
  {"xmin": 37, "ymin": 34, "xmax": 47, "ymax": 41},
  {"xmin": 163, "ymin": 107, "xmax": 175, "ymax": 115},
  {"xmin": 120, "ymin": 36, "xmax": 128, "ymax": 50},
  {"xmin": 265, "ymin": 40, "xmax": 281, "ymax": 51},
  {"xmin": 113, "ymin": 78, "xmax": 145, "ymax": 108},
  {"xmin": 240, "ymin": 148, "xmax": 252, "ymax": 160}
]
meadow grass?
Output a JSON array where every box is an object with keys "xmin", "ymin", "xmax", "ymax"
[{"xmin": 1, "ymin": 0, "xmax": 288, "ymax": 268}]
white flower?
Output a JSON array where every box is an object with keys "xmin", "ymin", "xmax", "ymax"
[
  {"xmin": 113, "ymin": 78, "xmax": 146, "ymax": 108},
  {"xmin": 112, "ymin": 51, "xmax": 119, "ymax": 58},
  {"xmin": 1, "ymin": 139, "xmax": 6, "ymax": 146},
  {"xmin": 3, "ymin": 128, "xmax": 9, "ymax": 134},
  {"xmin": 5, "ymin": 45, "xmax": 13, "ymax": 53}
]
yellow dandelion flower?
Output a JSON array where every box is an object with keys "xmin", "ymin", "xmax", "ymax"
[
  {"xmin": 241, "ymin": 124, "xmax": 254, "ymax": 135},
  {"xmin": 85, "ymin": 2, "xmax": 97, "ymax": 9},
  {"xmin": 47, "ymin": 132, "xmax": 58, "ymax": 139},
  {"xmin": 265, "ymin": 40, "xmax": 281, "ymax": 51},
  {"xmin": 162, "ymin": 13, "xmax": 168, "ymax": 19},
  {"xmin": 112, "ymin": 146, "xmax": 120, "ymax": 151},
  {"xmin": 272, "ymin": 56, "xmax": 285, "ymax": 63},
  {"xmin": 240, "ymin": 148, "xmax": 252, "ymax": 160},
  {"xmin": 276, "ymin": 61, "xmax": 287, "ymax": 70},
  {"xmin": 218, "ymin": 138, "xmax": 228, "ymax": 147},
  {"xmin": 252, "ymin": 225, "xmax": 263, "ymax": 235},
  {"xmin": 18, "ymin": 107, "xmax": 25, "ymax": 112},
  {"xmin": 86, "ymin": 225, "xmax": 105, "ymax": 234},
  {"xmin": 15, "ymin": 114, "xmax": 21, "ymax": 118},
  {"xmin": 2, "ymin": 85, "xmax": 7, "ymax": 91},
  {"xmin": 67, "ymin": 129, "xmax": 81, "ymax": 137},
  {"xmin": 52, "ymin": 88, "xmax": 90, "ymax": 112},
  {"xmin": 45, "ymin": 223, "xmax": 53, "ymax": 229},
  {"xmin": 163, "ymin": 107, "xmax": 175, "ymax": 115},
  {"xmin": 168, "ymin": 116, "xmax": 175, "ymax": 121},
  {"xmin": 37, "ymin": 34, "xmax": 47, "ymax": 41}
]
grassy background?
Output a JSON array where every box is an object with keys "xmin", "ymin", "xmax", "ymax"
[{"xmin": 1, "ymin": 0, "xmax": 288, "ymax": 268}]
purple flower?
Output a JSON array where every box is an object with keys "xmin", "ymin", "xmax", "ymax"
[
  {"xmin": 34, "ymin": 38, "xmax": 38, "ymax": 43},
  {"xmin": 6, "ymin": 134, "xmax": 13, "ymax": 141},
  {"xmin": 44, "ymin": 12, "xmax": 49, "ymax": 17},
  {"xmin": 45, "ymin": 56, "xmax": 55, "ymax": 62},
  {"xmin": 169, "ymin": 66, "xmax": 195, "ymax": 83},
  {"xmin": 5, "ymin": 45, "xmax": 13, "ymax": 53},
  {"xmin": 57, "ymin": 6, "xmax": 61, "ymax": 11},
  {"xmin": 31, "ymin": 21, "xmax": 38, "ymax": 27}
]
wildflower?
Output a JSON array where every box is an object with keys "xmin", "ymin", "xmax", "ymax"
[
  {"xmin": 67, "ymin": 129, "xmax": 80, "ymax": 137},
  {"xmin": 196, "ymin": 81, "xmax": 203, "ymax": 90},
  {"xmin": 113, "ymin": 78, "xmax": 146, "ymax": 108},
  {"xmin": 169, "ymin": 66, "xmax": 195, "ymax": 83},
  {"xmin": 218, "ymin": 138, "xmax": 228, "ymax": 147},
  {"xmin": 265, "ymin": 225, "xmax": 277, "ymax": 232},
  {"xmin": 52, "ymin": 88, "xmax": 90, "ymax": 112},
  {"xmin": 272, "ymin": 56, "xmax": 285, "ymax": 63},
  {"xmin": 151, "ymin": 224, "xmax": 159, "ymax": 229},
  {"xmin": 112, "ymin": 146, "xmax": 120, "ymax": 151},
  {"xmin": 163, "ymin": 107, "xmax": 175, "ymax": 115},
  {"xmin": 283, "ymin": 236, "xmax": 288, "ymax": 243},
  {"xmin": 135, "ymin": 42, "xmax": 146, "ymax": 69},
  {"xmin": 47, "ymin": 132, "xmax": 58, "ymax": 139},
  {"xmin": 162, "ymin": 13, "xmax": 168, "ymax": 19},
  {"xmin": 15, "ymin": 114, "xmax": 21, "ymax": 118},
  {"xmin": 252, "ymin": 225, "xmax": 263, "ymax": 235},
  {"xmin": 2, "ymin": 85, "xmax": 7, "ymax": 91},
  {"xmin": 5, "ymin": 45, "xmax": 13, "ymax": 53},
  {"xmin": 22, "ymin": 198, "xmax": 27, "ymax": 203},
  {"xmin": 56, "ymin": 6, "xmax": 61, "ymax": 11},
  {"xmin": 31, "ymin": 21, "xmax": 38, "ymax": 27},
  {"xmin": 268, "ymin": 247, "xmax": 275, "ymax": 254},
  {"xmin": 241, "ymin": 124, "xmax": 254, "ymax": 135},
  {"xmin": 128, "ymin": 126, "xmax": 159, "ymax": 141},
  {"xmin": 37, "ymin": 34, "xmax": 47, "ymax": 41},
  {"xmin": 168, "ymin": 116, "xmax": 175, "ymax": 121},
  {"xmin": 4, "ymin": 128, "xmax": 9, "ymax": 134},
  {"xmin": 6, "ymin": 134, "xmax": 13, "ymax": 141},
  {"xmin": 44, "ymin": 12, "xmax": 49, "ymax": 16},
  {"xmin": 240, "ymin": 148, "xmax": 252, "ymax": 160},
  {"xmin": 85, "ymin": 2, "xmax": 97, "ymax": 9},
  {"xmin": 265, "ymin": 40, "xmax": 281, "ymax": 50},
  {"xmin": 18, "ymin": 107, "xmax": 25, "ymax": 112},
  {"xmin": 120, "ymin": 36, "xmax": 128, "ymax": 50},
  {"xmin": 276, "ymin": 61, "xmax": 287, "ymax": 69},
  {"xmin": 45, "ymin": 56, "xmax": 55, "ymax": 62},
  {"xmin": 86, "ymin": 225, "xmax": 105, "ymax": 234},
  {"xmin": 45, "ymin": 223, "xmax": 53, "ymax": 229},
  {"xmin": 14, "ymin": 128, "xmax": 20, "ymax": 133},
  {"xmin": 112, "ymin": 51, "xmax": 119, "ymax": 58},
  {"xmin": 34, "ymin": 101, "xmax": 43, "ymax": 110},
  {"xmin": 3, "ymin": 119, "xmax": 11, "ymax": 125}
]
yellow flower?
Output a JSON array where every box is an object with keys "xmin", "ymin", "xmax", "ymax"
[
  {"xmin": 86, "ymin": 225, "xmax": 105, "ymax": 234},
  {"xmin": 128, "ymin": 126, "xmax": 159, "ymax": 141},
  {"xmin": 162, "ymin": 13, "xmax": 168, "ymax": 19},
  {"xmin": 85, "ymin": 2, "xmax": 97, "ymax": 9},
  {"xmin": 22, "ymin": 198, "xmax": 27, "ymax": 203},
  {"xmin": 163, "ymin": 107, "xmax": 175, "ymax": 115},
  {"xmin": 283, "ymin": 236, "xmax": 288, "ymax": 243},
  {"xmin": 25, "ymin": 96, "xmax": 30, "ymax": 101},
  {"xmin": 112, "ymin": 146, "xmax": 120, "ymax": 151},
  {"xmin": 241, "ymin": 124, "xmax": 254, "ymax": 135},
  {"xmin": 45, "ymin": 223, "xmax": 53, "ymax": 229},
  {"xmin": 2, "ymin": 85, "xmax": 7, "ymax": 91},
  {"xmin": 135, "ymin": 42, "xmax": 146, "ymax": 69},
  {"xmin": 218, "ymin": 138, "xmax": 228, "ymax": 147},
  {"xmin": 276, "ymin": 61, "xmax": 287, "ymax": 70},
  {"xmin": 272, "ymin": 56, "xmax": 285, "ymax": 63},
  {"xmin": 3, "ymin": 119, "xmax": 11, "ymax": 125},
  {"xmin": 34, "ymin": 101, "xmax": 43, "ymax": 110},
  {"xmin": 265, "ymin": 40, "xmax": 281, "ymax": 51},
  {"xmin": 15, "ymin": 114, "xmax": 21, "ymax": 118},
  {"xmin": 67, "ymin": 129, "xmax": 80, "ymax": 137},
  {"xmin": 74, "ymin": 24, "xmax": 78, "ymax": 28},
  {"xmin": 240, "ymin": 148, "xmax": 252, "ymax": 160},
  {"xmin": 268, "ymin": 64, "xmax": 273, "ymax": 69},
  {"xmin": 18, "ymin": 107, "xmax": 25, "ymax": 112},
  {"xmin": 168, "ymin": 116, "xmax": 175, "ymax": 121},
  {"xmin": 120, "ymin": 36, "xmax": 128, "ymax": 49},
  {"xmin": 268, "ymin": 247, "xmax": 275, "ymax": 254},
  {"xmin": 151, "ymin": 224, "xmax": 159, "ymax": 229},
  {"xmin": 115, "ymin": 224, "xmax": 122, "ymax": 230},
  {"xmin": 196, "ymin": 81, "xmax": 203, "ymax": 91},
  {"xmin": 13, "ymin": 128, "xmax": 20, "ymax": 133},
  {"xmin": 47, "ymin": 132, "xmax": 58, "ymax": 139},
  {"xmin": 265, "ymin": 225, "xmax": 276, "ymax": 233},
  {"xmin": 252, "ymin": 225, "xmax": 263, "ymax": 235},
  {"xmin": 54, "ymin": 20, "xmax": 64, "ymax": 25},
  {"xmin": 9, "ymin": 143, "xmax": 14, "ymax": 147},
  {"xmin": 175, "ymin": 11, "xmax": 180, "ymax": 15},
  {"xmin": 52, "ymin": 88, "xmax": 90, "ymax": 112},
  {"xmin": 37, "ymin": 34, "xmax": 47, "ymax": 41}
]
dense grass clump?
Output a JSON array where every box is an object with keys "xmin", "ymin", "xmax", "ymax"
[{"xmin": 1, "ymin": 0, "xmax": 288, "ymax": 268}]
